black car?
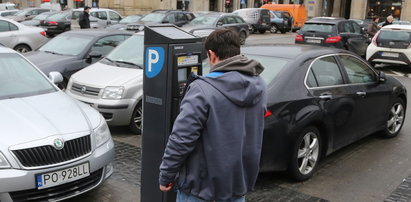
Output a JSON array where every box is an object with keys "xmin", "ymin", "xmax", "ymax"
[
  {"xmin": 238, "ymin": 45, "xmax": 406, "ymax": 181},
  {"xmin": 127, "ymin": 10, "xmax": 195, "ymax": 31},
  {"xmin": 233, "ymin": 8, "xmax": 271, "ymax": 34},
  {"xmin": 182, "ymin": 13, "xmax": 249, "ymax": 45},
  {"xmin": 269, "ymin": 10, "xmax": 293, "ymax": 33},
  {"xmin": 24, "ymin": 30, "xmax": 132, "ymax": 88},
  {"xmin": 350, "ymin": 19, "xmax": 371, "ymax": 32},
  {"xmin": 296, "ymin": 18, "xmax": 369, "ymax": 57},
  {"xmin": 40, "ymin": 11, "xmax": 72, "ymax": 37}
]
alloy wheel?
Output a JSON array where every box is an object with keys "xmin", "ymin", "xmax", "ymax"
[
  {"xmin": 387, "ymin": 103, "xmax": 405, "ymax": 134},
  {"xmin": 297, "ymin": 132, "xmax": 319, "ymax": 175},
  {"xmin": 134, "ymin": 104, "xmax": 142, "ymax": 131}
]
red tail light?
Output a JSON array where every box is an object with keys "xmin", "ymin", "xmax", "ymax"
[
  {"xmin": 372, "ymin": 31, "xmax": 381, "ymax": 46},
  {"xmin": 325, "ymin": 36, "xmax": 341, "ymax": 43},
  {"xmin": 264, "ymin": 110, "xmax": 272, "ymax": 118},
  {"xmin": 295, "ymin": 34, "xmax": 304, "ymax": 42},
  {"xmin": 48, "ymin": 21, "xmax": 58, "ymax": 25},
  {"xmin": 40, "ymin": 31, "xmax": 46, "ymax": 37}
]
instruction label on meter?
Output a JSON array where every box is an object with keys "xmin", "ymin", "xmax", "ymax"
[{"xmin": 177, "ymin": 55, "xmax": 198, "ymax": 66}]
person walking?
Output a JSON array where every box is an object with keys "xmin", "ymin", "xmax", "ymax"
[
  {"xmin": 79, "ymin": 6, "xmax": 91, "ymax": 29},
  {"xmin": 367, "ymin": 16, "xmax": 380, "ymax": 38},
  {"xmin": 159, "ymin": 29, "xmax": 267, "ymax": 202},
  {"xmin": 382, "ymin": 15, "xmax": 394, "ymax": 27}
]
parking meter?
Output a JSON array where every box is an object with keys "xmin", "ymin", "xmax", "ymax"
[{"xmin": 141, "ymin": 25, "xmax": 203, "ymax": 202}]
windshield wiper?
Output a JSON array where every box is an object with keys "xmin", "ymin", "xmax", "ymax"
[
  {"xmin": 105, "ymin": 57, "xmax": 119, "ymax": 66},
  {"xmin": 114, "ymin": 60, "xmax": 142, "ymax": 69},
  {"xmin": 44, "ymin": 50, "xmax": 63, "ymax": 55}
]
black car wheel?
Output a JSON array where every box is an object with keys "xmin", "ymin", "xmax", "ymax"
[
  {"xmin": 259, "ymin": 29, "xmax": 266, "ymax": 34},
  {"xmin": 280, "ymin": 30, "xmax": 287, "ymax": 34},
  {"xmin": 14, "ymin": 44, "xmax": 31, "ymax": 53},
  {"xmin": 270, "ymin": 24, "xmax": 278, "ymax": 33},
  {"xmin": 289, "ymin": 126, "xmax": 321, "ymax": 181},
  {"xmin": 382, "ymin": 98, "xmax": 405, "ymax": 138},
  {"xmin": 239, "ymin": 31, "xmax": 246, "ymax": 45},
  {"xmin": 130, "ymin": 101, "xmax": 142, "ymax": 134}
]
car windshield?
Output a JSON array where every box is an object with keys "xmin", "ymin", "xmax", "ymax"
[
  {"xmin": 47, "ymin": 12, "xmax": 70, "ymax": 21},
  {"xmin": 301, "ymin": 23, "xmax": 334, "ymax": 32},
  {"xmin": 202, "ymin": 55, "xmax": 288, "ymax": 84},
  {"xmin": 188, "ymin": 15, "xmax": 218, "ymax": 25},
  {"xmin": 378, "ymin": 30, "xmax": 411, "ymax": 42},
  {"xmin": 105, "ymin": 35, "xmax": 143, "ymax": 68},
  {"xmin": 33, "ymin": 13, "xmax": 51, "ymax": 20},
  {"xmin": 120, "ymin": 15, "xmax": 141, "ymax": 24},
  {"xmin": 39, "ymin": 34, "xmax": 94, "ymax": 56},
  {"xmin": 0, "ymin": 53, "xmax": 55, "ymax": 99},
  {"xmin": 15, "ymin": 9, "xmax": 29, "ymax": 16},
  {"xmin": 140, "ymin": 13, "xmax": 165, "ymax": 23}
]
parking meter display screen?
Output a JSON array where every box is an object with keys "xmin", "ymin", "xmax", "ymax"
[
  {"xmin": 178, "ymin": 55, "xmax": 199, "ymax": 67},
  {"xmin": 178, "ymin": 68, "xmax": 187, "ymax": 82}
]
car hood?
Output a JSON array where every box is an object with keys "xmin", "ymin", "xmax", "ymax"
[
  {"xmin": 0, "ymin": 91, "xmax": 101, "ymax": 149},
  {"xmin": 71, "ymin": 61, "xmax": 143, "ymax": 88},
  {"xmin": 24, "ymin": 51, "xmax": 77, "ymax": 75}
]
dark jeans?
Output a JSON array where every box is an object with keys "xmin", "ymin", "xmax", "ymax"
[{"xmin": 177, "ymin": 191, "xmax": 245, "ymax": 202}]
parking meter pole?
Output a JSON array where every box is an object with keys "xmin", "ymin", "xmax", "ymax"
[{"xmin": 141, "ymin": 25, "xmax": 203, "ymax": 202}]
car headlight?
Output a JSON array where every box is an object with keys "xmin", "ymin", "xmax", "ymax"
[
  {"xmin": 102, "ymin": 86, "xmax": 124, "ymax": 99},
  {"xmin": 94, "ymin": 120, "xmax": 111, "ymax": 147},
  {"xmin": 0, "ymin": 152, "xmax": 10, "ymax": 169}
]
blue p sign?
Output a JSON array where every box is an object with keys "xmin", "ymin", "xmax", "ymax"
[{"xmin": 145, "ymin": 47, "xmax": 165, "ymax": 78}]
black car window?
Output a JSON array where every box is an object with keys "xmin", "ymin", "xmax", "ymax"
[
  {"xmin": 218, "ymin": 17, "xmax": 227, "ymax": 25},
  {"xmin": 175, "ymin": 13, "xmax": 186, "ymax": 22},
  {"xmin": 306, "ymin": 70, "xmax": 318, "ymax": 87},
  {"xmin": 9, "ymin": 22, "xmax": 18, "ymax": 31},
  {"xmin": 378, "ymin": 30, "xmax": 411, "ymax": 42},
  {"xmin": 226, "ymin": 16, "xmax": 237, "ymax": 24},
  {"xmin": 235, "ymin": 16, "xmax": 245, "ymax": 23},
  {"xmin": 301, "ymin": 23, "xmax": 333, "ymax": 33},
  {"xmin": 0, "ymin": 20, "xmax": 10, "ymax": 32},
  {"xmin": 91, "ymin": 11, "xmax": 108, "ymax": 20},
  {"xmin": 310, "ymin": 56, "xmax": 344, "ymax": 87},
  {"xmin": 109, "ymin": 11, "xmax": 121, "ymax": 21},
  {"xmin": 351, "ymin": 22, "xmax": 362, "ymax": 34},
  {"xmin": 339, "ymin": 55, "xmax": 376, "ymax": 84},
  {"xmin": 91, "ymin": 35, "xmax": 129, "ymax": 56},
  {"xmin": 341, "ymin": 22, "xmax": 354, "ymax": 33},
  {"xmin": 165, "ymin": 14, "xmax": 176, "ymax": 23}
]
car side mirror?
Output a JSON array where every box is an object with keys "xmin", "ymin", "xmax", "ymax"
[
  {"xmin": 49, "ymin": 71, "xmax": 63, "ymax": 84},
  {"xmin": 89, "ymin": 51, "xmax": 102, "ymax": 58},
  {"xmin": 162, "ymin": 20, "xmax": 169, "ymax": 23},
  {"xmin": 217, "ymin": 22, "xmax": 223, "ymax": 27},
  {"xmin": 378, "ymin": 71, "xmax": 386, "ymax": 83}
]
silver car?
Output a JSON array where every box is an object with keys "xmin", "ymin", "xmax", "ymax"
[
  {"xmin": 67, "ymin": 33, "xmax": 143, "ymax": 134},
  {"xmin": 0, "ymin": 18, "xmax": 48, "ymax": 52},
  {"xmin": 0, "ymin": 47, "xmax": 114, "ymax": 201}
]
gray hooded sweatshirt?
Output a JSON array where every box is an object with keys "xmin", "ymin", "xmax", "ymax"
[{"xmin": 159, "ymin": 55, "xmax": 267, "ymax": 200}]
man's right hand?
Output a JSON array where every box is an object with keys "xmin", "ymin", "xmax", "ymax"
[{"xmin": 159, "ymin": 183, "xmax": 173, "ymax": 192}]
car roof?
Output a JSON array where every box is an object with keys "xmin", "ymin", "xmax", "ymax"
[
  {"xmin": 0, "ymin": 46, "xmax": 16, "ymax": 54},
  {"xmin": 381, "ymin": 24, "xmax": 411, "ymax": 31},
  {"xmin": 61, "ymin": 30, "xmax": 132, "ymax": 37},
  {"xmin": 241, "ymin": 45, "xmax": 345, "ymax": 59},
  {"xmin": 307, "ymin": 17, "xmax": 346, "ymax": 24}
]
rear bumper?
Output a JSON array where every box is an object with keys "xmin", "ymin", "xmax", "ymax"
[{"xmin": 367, "ymin": 44, "xmax": 411, "ymax": 65}]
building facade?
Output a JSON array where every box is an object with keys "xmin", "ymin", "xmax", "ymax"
[{"xmin": 5, "ymin": 0, "xmax": 411, "ymax": 21}]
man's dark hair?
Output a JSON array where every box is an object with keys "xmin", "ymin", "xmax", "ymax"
[
  {"xmin": 84, "ymin": 6, "xmax": 91, "ymax": 11},
  {"xmin": 204, "ymin": 29, "xmax": 240, "ymax": 60}
]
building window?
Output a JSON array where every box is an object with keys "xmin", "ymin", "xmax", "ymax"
[{"xmin": 367, "ymin": 0, "xmax": 402, "ymax": 20}]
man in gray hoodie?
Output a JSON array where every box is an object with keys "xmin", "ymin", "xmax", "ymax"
[{"xmin": 159, "ymin": 29, "xmax": 267, "ymax": 201}]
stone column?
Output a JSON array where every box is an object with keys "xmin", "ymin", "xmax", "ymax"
[
  {"xmin": 332, "ymin": 0, "xmax": 342, "ymax": 17},
  {"xmin": 401, "ymin": 0, "xmax": 411, "ymax": 21},
  {"xmin": 305, "ymin": 0, "xmax": 322, "ymax": 18},
  {"xmin": 247, "ymin": 0, "xmax": 254, "ymax": 8},
  {"xmin": 349, "ymin": 0, "xmax": 366, "ymax": 19},
  {"xmin": 233, "ymin": 0, "xmax": 240, "ymax": 10}
]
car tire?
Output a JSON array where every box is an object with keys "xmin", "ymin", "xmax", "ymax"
[
  {"xmin": 259, "ymin": 29, "xmax": 266, "ymax": 34},
  {"xmin": 239, "ymin": 31, "xmax": 246, "ymax": 45},
  {"xmin": 270, "ymin": 24, "xmax": 278, "ymax": 33},
  {"xmin": 288, "ymin": 126, "xmax": 321, "ymax": 181},
  {"xmin": 280, "ymin": 30, "xmax": 287, "ymax": 34},
  {"xmin": 14, "ymin": 44, "xmax": 31, "ymax": 53},
  {"xmin": 381, "ymin": 98, "xmax": 406, "ymax": 138},
  {"xmin": 129, "ymin": 101, "xmax": 142, "ymax": 134}
]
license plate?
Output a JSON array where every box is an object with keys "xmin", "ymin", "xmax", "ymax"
[
  {"xmin": 382, "ymin": 52, "xmax": 399, "ymax": 58},
  {"xmin": 36, "ymin": 162, "xmax": 90, "ymax": 190},
  {"xmin": 306, "ymin": 39, "xmax": 321, "ymax": 44}
]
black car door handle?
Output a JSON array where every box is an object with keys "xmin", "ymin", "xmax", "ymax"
[
  {"xmin": 356, "ymin": 91, "xmax": 367, "ymax": 97},
  {"xmin": 318, "ymin": 94, "xmax": 333, "ymax": 100}
]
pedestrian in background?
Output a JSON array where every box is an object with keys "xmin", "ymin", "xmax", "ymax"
[
  {"xmin": 79, "ymin": 6, "xmax": 91, "ymax": 29},
  {"xmin": 382, "ymin": 15, "xmax": 394, "ymax": 27},
  {"xmin": 159, "ymin": 29, "xmax": 267, "ymax": 202},
  {"xmin": 367, "ymin": 16, "xmax": 380, "ymax": 38}
]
